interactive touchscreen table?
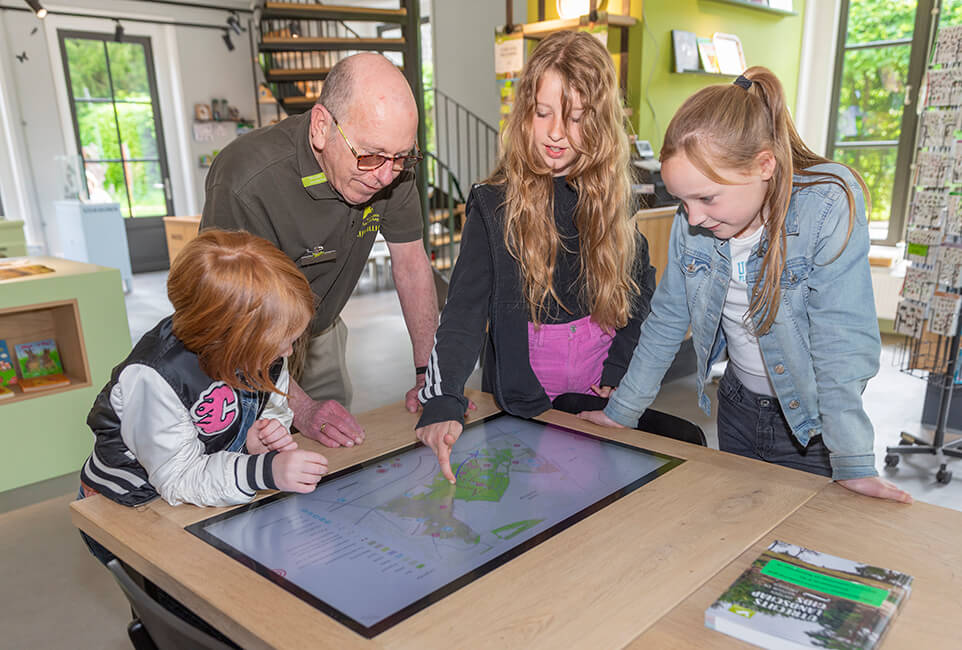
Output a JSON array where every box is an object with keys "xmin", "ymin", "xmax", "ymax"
[{"xmin": 188, "ymin": 413, "xmax": 683, "ymax": 637}]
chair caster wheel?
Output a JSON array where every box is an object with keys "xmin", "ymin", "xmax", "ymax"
[
  {"xmin": 936, "ymin": 468, "xmax": 952, "ymax": 484},
  {"xmin": 884, "ymin": 453, "xmax": 899, "ymax": 468}
]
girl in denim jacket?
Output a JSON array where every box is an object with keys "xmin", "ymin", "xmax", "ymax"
[{"xmin": 581, "ymin": 67, "xmax": 912, "ymax": 504}]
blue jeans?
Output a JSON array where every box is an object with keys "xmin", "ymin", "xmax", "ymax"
[{"xmin": 717, "ymin": 365, "xmax": 832, "ymax": 477}]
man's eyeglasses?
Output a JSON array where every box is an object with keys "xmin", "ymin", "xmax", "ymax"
[{"xmin": 328, "ymin": 110, "xmax": 422, "ymax": 172}]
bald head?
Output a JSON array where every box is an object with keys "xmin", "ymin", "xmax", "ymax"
[{"xmin": 319, "ymin": 53, "xmax": 416, "ymax": 126}]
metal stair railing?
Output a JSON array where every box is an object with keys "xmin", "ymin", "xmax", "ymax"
[{"xmin": 426, "ymin": 87, "xmax": 499, "ymax": 191}]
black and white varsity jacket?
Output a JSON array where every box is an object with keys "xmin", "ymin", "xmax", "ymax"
[{"xmin": 81, "ymin": 316, "xmax": 290, "ymax": 507}]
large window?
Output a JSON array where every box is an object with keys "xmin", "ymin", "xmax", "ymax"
[
  {"xmin": 58, "ymin": 31, "xmax": 172, "ymax": 218},
  {"xmin": 828, "ymin": 0, "xmax": 962, "ymax": 244}
]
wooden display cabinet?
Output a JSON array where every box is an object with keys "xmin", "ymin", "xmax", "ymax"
[
  {"xmin": 162, "ymin": 215, "xmax": 202, "ymax": 264},
  {"xmin": 0, "ymin": 257, "xmax": 131, "ymax": 494},
  {"xmin": 0, "ymin": 299, "xmax": 91, "ymax": 404}
]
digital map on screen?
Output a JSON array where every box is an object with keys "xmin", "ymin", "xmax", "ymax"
[{"xmin": 190, "ymin": 414, "xmax": 681, "ymax": 637}]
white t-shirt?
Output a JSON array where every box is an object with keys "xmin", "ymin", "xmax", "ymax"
[{"xmin": 721, "ymin": 226, "xmax": 775, "ymax": 396}]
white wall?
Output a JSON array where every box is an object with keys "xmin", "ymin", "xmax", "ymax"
[
  {"xmin": 794, "ymin": 0, "xmax": 842, "ymax": 156},
  {"xmin": 431, "ymin": 0, "xmax": 524, "ymax": 130},
  {"xmin": 0, "ymin": 0, "xmax": 255, "ymax": 251}
]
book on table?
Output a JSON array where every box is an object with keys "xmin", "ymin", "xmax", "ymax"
[{"xmin": 706, "ymin": 540, "xmax": 912, "ymax": 650}]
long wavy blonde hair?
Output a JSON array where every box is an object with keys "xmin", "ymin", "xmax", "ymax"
[
  {"xmin": 490, "ymin": 30, "xmax": 636, "ymax": 330},
  {"xmin": 660, "ymin": 66, "xmax": 869, "ymax": 335}
]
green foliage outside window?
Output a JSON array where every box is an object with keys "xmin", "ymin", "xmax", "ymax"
[
  {"xmin": 64, "ymin": 37, "xmax": 167, "ymax": 217},
  {"xmin": 835, "ymin": 1, "xmax": 962, "ymax": 224}
]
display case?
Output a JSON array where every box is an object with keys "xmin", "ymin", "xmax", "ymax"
[{"xmin": 0, "ymin": 257, "xmax": 131, "ymax": 494}]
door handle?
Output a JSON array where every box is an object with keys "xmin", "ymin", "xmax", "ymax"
[{"xmin": 904, "ymin": 83, "xmax": 913, "ymax": 107}]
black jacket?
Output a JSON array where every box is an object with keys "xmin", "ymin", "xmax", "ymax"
[{"xmin": 417, "ymin": 179, "xmax": 656, "ymax": 427}]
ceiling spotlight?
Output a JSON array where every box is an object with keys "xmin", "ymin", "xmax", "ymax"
[
  {"xmin": 289, "ymin": 21, "xmax": 301, "ymax": 38},
  {"xmin": 222, "ymin": 29, "xmax": 235, "ymax": 51},
  {"xmin": 113, "ymin": 20, "xmax": 124, "ymax": 43},
  {"xmin": 226, "ymin": 11, "xmax": 245, "ymax": 36},
  {"xmin": 24, "ymin": 0, "xmax": 47, "ymax": 19}
]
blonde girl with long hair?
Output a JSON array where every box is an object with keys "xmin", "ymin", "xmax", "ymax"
[
  {"xmin": 582, "ymin": 67, "xmax": 913, "ymax": 504},
  {"xmin": 415, "ymin": 30, "xmax": 670, "ymax": 482}
]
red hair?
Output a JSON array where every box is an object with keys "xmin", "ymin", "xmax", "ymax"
[{"xmin": 167, "ymin": 229, "xmax": 314, "ymax": 394}]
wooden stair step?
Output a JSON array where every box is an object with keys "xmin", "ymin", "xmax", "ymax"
[
  {"xmin": 430, "ymin": 233, "xmax": 462, "ymax": 246},
  {"xmin": 266, "ymin": 67, "xmax": 331, "ymax": 82},
  {"xmin": 262, "ymin": 2, "xmax": 407, "ymax": 23},
  {"xmin": 260, "ymin": 36, "xmax": 405, "ymax": 52},
  {"xmin": 279, "ymin": 96, "xmax": 319, "ymax": 112}
]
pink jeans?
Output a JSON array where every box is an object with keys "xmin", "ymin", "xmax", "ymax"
[{"xmin": 527, "ymin": 314, "xmax": 613, "ymax": 400}]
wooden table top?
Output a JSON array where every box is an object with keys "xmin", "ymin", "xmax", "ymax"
[{"xmin": 70, "ymin": 391, "xmax": 958, "ymax": 649}]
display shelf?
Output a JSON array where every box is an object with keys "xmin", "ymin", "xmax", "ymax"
[
  {"xmin": 674, "ymin": 69, "xmax": 738, "ymax": 78},
  {"xmin": 162, "ymin": 216, "xmax": 201, "ymax": 264},
  {"xmin": 704, "ymin": 0, "xmax": 797, "ymax": 17},
  {"xmin": 0, "ymin": 299, "xmax": 90, "ymax": 405},
  {"xmin": 0, "ymin": 220, "xmax": 27, "ymax": 258},
  {"xmin": 520, "ymin": 11, "xmax": 636, "ymax": 39},
  {"xmin": 0, "ymin": 256, "xmax": 131, "ymax": 494}
]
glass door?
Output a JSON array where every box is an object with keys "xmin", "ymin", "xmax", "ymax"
[{"xmin": 58, "ymin": 30, "xmax": 173, "ymax": 271}]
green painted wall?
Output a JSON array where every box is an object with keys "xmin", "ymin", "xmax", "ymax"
[
  {"xmin": 528, "ymin": 0, "xmax": 806, "ymax": 153},
  {"xmin": 0, "ymin": 266, "xmax": 131, "ymax": 493}
]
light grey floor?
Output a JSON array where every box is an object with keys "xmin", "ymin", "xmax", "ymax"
[{"xmin": 2, "ymin": 265, "xmax": 959, "ymax": 649}]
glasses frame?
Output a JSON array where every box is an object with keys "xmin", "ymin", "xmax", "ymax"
[{"xmin": 327, "ymin": 109, "xmax": 422, "ymax": 172}]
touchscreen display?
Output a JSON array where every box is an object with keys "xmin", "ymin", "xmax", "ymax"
[{"xmin": 188, "ymin": 413, "xmax": 682, "ymax": 637}]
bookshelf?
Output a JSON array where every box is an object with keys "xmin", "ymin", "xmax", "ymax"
[
  {"xmin": 0, "ymin": 257, "xmax": 131, "ymax": 493},
  {"xmin": 0, "ymin": 299, "xmax": 90, "ymax": 405}
]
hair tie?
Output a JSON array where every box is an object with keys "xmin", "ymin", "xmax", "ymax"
[{"xmin": 733, "ymin": 75, "xmax": 753, "ymax": 90}]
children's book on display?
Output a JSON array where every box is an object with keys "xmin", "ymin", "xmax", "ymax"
[
  {"xmin": 14, "ymin": 339, "xmax": 70, "ymax": 392},
  {"xmin": 0, "ymin": 339, "xmax": 17, "ymax": 399},
  {"xmin": 706, "ymin": 540, "xmax": 912, "ymax": 650}
]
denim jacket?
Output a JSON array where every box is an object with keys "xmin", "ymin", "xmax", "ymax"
[{"xmin": 606, "ymin": 162, "xmax": 880, "ymax": 480}]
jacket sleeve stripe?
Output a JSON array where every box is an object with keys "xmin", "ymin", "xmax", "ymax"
[
  {"xmin": 88, "ymin": 447, "xmax": 148, "ymax": 488},
  {"xmin": 234, "ymin": 457, "xmax": 256, "ymax": 496},
  {"xmin": 418, "ymin": 339, "xmax": 441, "ymax": 403},
  {"xmin": 81, "ymin": 457, "xmax": 129, "ymax": 496}
]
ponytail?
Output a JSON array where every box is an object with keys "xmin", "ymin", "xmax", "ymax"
[{"xmin": 660, "ymin": 66, "xmax": 868, "ymax": 335}]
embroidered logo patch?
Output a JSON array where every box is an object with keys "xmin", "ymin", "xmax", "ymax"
[
  {"xmin": 191, "ymin": 382, "xmax": 238, "ymax": 435},
  {"xmin": 357, "ymin": 205, "xmax": 380, "ymax": 238}
]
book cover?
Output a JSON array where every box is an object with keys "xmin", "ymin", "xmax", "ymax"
[
  {"xmin": 697, "ymin": 37, "xmax": 720, "ymax": 74},
  {"xmin": 0, "ymin": 263, "xmax": 55, "ymax": 281},
  {"xmin": 706, "ymin": 540, "xmax": 912, "ymax": 650},
  {"xmin": 20, "ymin": 374, "xmax": 71, "ymax": 393},
  {"xmin": 0, "ymin": 339, "xmax": 17, "ymax": 387},
  {"xmin": 672, "ymin": 30, "xmax": 699, "ymax": 73},
  {"xmin": 15, "ymin": 339, "xmax": 65, "ymax": 379}
]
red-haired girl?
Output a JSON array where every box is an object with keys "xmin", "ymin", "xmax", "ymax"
[{"xmin": 81, "ymin": 229, "xmax": 327, "ymax": 508}]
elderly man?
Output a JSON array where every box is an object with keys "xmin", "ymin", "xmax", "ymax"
[{"xmin": 201, "ymin": 53, "xmax": 437, "ymax": 448}]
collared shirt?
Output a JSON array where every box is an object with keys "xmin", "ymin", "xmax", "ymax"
[{"xmin": 201, "ymin": 111, "xmax": 423, "ymax": 335}]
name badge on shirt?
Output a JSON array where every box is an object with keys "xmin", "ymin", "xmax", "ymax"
[{"xmin": 298, "ymin": 245, "xmax": 337, "ymax": 266}]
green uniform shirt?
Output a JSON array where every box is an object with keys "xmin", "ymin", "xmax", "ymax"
[{"xmin": 201, "ymin": 111, "xmax": 423, "ymax": 336}]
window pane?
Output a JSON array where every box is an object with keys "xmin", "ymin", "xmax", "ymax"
[
  {"xmin": 85, "ymin": 160, "xmax": 130, "ymax": 213},
  {"xmin": 107, "ymin": 41, "xmax": 150, "ymax": 101},
  {"xmin": 64, "ymin": 38, "xmax": 110, "ymax": 100},
  {"xmin": 835, "ymin": 44, "xmax": 911, "ymax": 142},
  {"xmin": 834, "ymin": 146, "xmax": 898, "ymax": 232},
  {"xmin": 125, "ymin": 162, "xmax": 167, "ymax": 217},
  {"xmin": 941, "ymin": 1, "xmax": 962, "ymax": 28},
  {"xmin": 845, "ymin": 0, "xmax": 917, "ymax": 45},
  {"xmin": 75, "ymin": 101, "xmax": 121, "ymax": 160},
  {"xmin": 115, "ymin": 103, "xmax": 159, "ymax": 160}
]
